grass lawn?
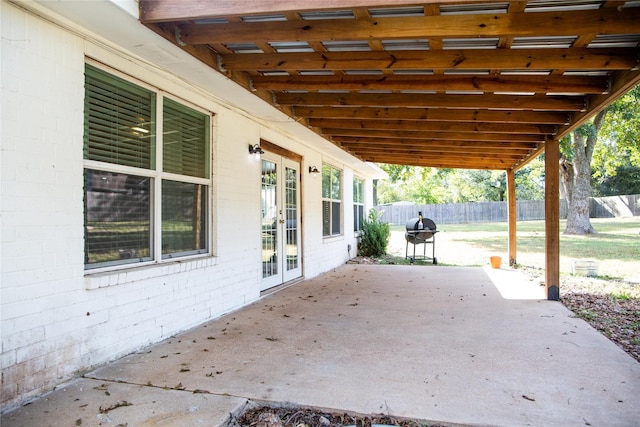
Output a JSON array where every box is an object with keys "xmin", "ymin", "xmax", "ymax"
[{"xmin": 388, "ymin": 217, "xmax": 640, "ymax": 281}]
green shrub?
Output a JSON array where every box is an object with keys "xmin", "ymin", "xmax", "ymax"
[{"xmin": 358, "ymin": 209, "xmax": 390, "ymax": 257}]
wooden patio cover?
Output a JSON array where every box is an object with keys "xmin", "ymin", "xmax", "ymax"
[{"xmin": 139, "ymin": 0, "xmax": 640, "ymax": 298}]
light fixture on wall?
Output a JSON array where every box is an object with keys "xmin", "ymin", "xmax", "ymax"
[
  {"xmin": 248, "ymin": 144, "xmax": 265, "ymax": 161},
  {"xmin": 309, "ymin": 166, "xmax": 320, "ymax": 175}
]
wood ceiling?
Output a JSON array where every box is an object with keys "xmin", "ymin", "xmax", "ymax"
[{"xmin": 139, "ymin": 1, "xmax": 640, "ymax": 171}]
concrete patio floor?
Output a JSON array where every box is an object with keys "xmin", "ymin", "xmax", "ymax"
[{"xmin": 3, "ymin": 264, "xmax": 639, "ymax": 426}]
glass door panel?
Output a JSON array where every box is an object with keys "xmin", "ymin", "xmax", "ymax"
[
  {"xmin": 261, "ymin": 155, "xmax": 301, "ymax": 290},
  {"xmin": 261, "ymin": 159, "xmax": 278, "ymax": 281}
]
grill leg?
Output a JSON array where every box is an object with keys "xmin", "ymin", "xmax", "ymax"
[{"xmin": 432, "ymin": 236, "xmax": 437, "ymax": 264}]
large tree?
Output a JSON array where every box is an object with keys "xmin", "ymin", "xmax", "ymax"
[
  {"xmin": 559, "ymin": 110, "xmax": 607, "ymax": 235},
  {"xmin": 592, "ymin": 85, "xmax": 640, "ymax": 196}
]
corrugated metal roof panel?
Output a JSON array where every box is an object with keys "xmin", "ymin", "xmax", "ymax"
[
  {"xmin": 382, "ymin": 39, "xmax": 430, "ymax": 51},
  {"xmin": 524, "ymin": 0, "xmax": 604, "ymax": 12},
  {"xmin": 443, "ymin": 38, "xmax": 499, "ymax": 50},
  {"xmin": 300, "ymin": 10, "xmax": 355, "ymax": 20},
  {"xmin": 440, "ymin": 3, "xmax": 509, "ymax": 15},
  {"xmin": 269, "ymin": 42, "xmax": 314, "ymax": 53},
  {"xmin": 241, "ymin": 15, "xmax": 286, "ymax": 23},
  {"xmin": 588, "ymin": 34, "xmax": 640, "ymax": 48},
  {"xmin": 368, "ymin": 7, "xmax": 425, "ymax": 17},
  {"xmin": 224, "ymin": 43, "xmax": 263, "ymax": 54},
  {"xmin": 323, "ymin": 41, "xmax": 371, "ymax": 52},
  {"xmin": 512, "ymin": 36, "xmax": 576, "ymax": 49}
]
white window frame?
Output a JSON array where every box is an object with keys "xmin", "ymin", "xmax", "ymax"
[
  {"xmin": 83, "ymin": 62, "xmax": 213, "ymax": 272},
  {"xmin": 322, "ymin": 163, "xmax": 343, "ymax": 237},
  {"xmin": 353, "ymin": 176, "xmax": 365, "ymax": 233}
]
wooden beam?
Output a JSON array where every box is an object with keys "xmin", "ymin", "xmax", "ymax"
[
  {"xmin": 348, "ymin": 148, "xmax": 522, "ymax": 167},
  {"xmin": 333, "ymin": 136, "xmax": 539, "ymax": 150},
  {"xmin": 140, "ymin": 0, "xmax": 466, "ymax": 23},
  {"xmin": 252, "ymin": 74, "xmax": 610, "ymax": 95},
  {"xmin": 345, "ymin": 146, "xmax": 528, "ymax": 156},
  {"xmin": 294, "ymin": 107, "xmax": 570, "ymax": 124},
  {"xmin": 309, "ymin": 118, "xmax": 557, "ymax": 135},
  {"xmin": 179, "ymin": 9, "xmax": 640, "ymax": 43},
  {"xmin": 544, "ymin": 137, "xmax": 560, "ymax": 301},
  {"xmin": 222, "ymin": 48, "xmax": 637, "ymax": 72},
  {"xmin": 322, "ymin": 128, "xmax": 544, "ymax": 142},
  {"xmin": 278, "ymin": 93, "xmax": 586, "ymax": 112},
  {"xmin": 507, "ymin": 169, "xmax": 517, "ymax": 267},
  {"xmin": 339, "ymin": 143, "xmax": 533, "ymax": 156},
  {"xmin": 260, "ymin": 139, "xmax": 302, "ymax": 162},
  {"xmin": 362, "ymin": 152, "xmax": 515, "ymax": 163},
  {"xmin": 366, "ymin": 155, "xmax": 512, "ymax": 170}
]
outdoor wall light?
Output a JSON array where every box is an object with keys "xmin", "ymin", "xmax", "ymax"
[
  {"xmin": 309, "ymin": 166, "xmax": 320, "ymax": 175},
  {"xmin": 248, "ymin": 144, "xmax": 264, "ymax": 161}
]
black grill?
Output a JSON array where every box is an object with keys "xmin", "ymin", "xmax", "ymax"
[{"xmin": 405, "ymin": 214, "xmax": 438, "ymax": 264}]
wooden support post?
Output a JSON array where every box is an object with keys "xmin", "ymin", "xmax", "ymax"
[
  {"xmin": 545, "ymin": 137, "xmax": 560, "ymax": 300},
  {"xmin": 506, "ymin": 169, "xmax": 517, "ymax": 267}
]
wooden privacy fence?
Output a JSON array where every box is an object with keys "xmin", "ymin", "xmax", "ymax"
[{"xmin": 374, "ymin": 194, "xmax": 640, "ymax": 225}]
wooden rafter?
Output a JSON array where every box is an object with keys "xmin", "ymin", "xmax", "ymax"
[
  {"xmin": 276, "ymin": 92, "xmax": 587, "ymax": 112},
  {"xmin": 177, "ymin": 9, "xmax": 640, "ymax": 43},
  {"xmin": 139, "ymin": 0, "xmax": 640, "ymax": 171},
  {"xmin": 307, "ymin": 119, "xmax": 557, "ymax": 135},
  {"xmin": 140, "ymin": 0, "xmax": 464, "ymax": 23},
  {"xmin": 332, "ymin": 137, "xmax": 539, "ymax": 150},
  {"xmin": 223, "ymin": 49, "xmax": 637, "ymax": 72},
  {"xmin": 293, "ymin": 107, "xmax": 570, "ymax": 125},
  {"xmin": 251, "ymin": 74, "xmax": 610, "ymax": 94}
]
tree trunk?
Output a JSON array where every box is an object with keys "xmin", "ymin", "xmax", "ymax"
[{"xmin": 562, "ymin": 111, "xmax": 607, "ymax": 235}]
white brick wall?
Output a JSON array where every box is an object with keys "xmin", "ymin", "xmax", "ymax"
[{"xmin": 0, "ymin": 1, "xmax": 372, "ymax": 411}]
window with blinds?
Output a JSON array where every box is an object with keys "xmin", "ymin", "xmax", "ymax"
[
  {"xmin": 163, "ymin": 98, "xmax": 208, "ymax": 178},
  {"xmin": 83, "ymin": 63, "xmax": 211, "ymax": 270},
  {"xmin": 322, "ymin": 164, "xmax": 342, "ymax": 237},
  {"xmin": 84, "ymin": 65, "xmax": 156, "ymax": 169}
]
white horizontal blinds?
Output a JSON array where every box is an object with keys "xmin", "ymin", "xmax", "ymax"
[
  {"xmin": 84, "ymin": 170, "xmax": 152, "ymax": 267},
  {"xmin": 163, "ymin": 98, "xmax": 209, "ymax": 178},
  {"xmin": 84, "ymin": 65, "xmax": 154, "ymax": 268},
  {"xmin": 84, "ymin": 65, "xmax": 155, "ymax": 169},
  {"xmin": 161, "ymin": 99, "xmax": 210, "ymax": 258},
  {"xmin": 161, "ymin": 180, "xmax": 207, "ymax": 257}
]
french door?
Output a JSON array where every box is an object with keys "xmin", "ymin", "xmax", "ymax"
[{"xmin": 261, "ymin": 154, "xmax": 302, "ymax": 290}]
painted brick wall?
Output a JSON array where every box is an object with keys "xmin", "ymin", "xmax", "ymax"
[
  {"xmin": 0, "ymin": 1, "xmax": 367, "ymax": 411},
  {"xmin": 0, "ymin": 3, "xmax": 262, "ymax": 409}
]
